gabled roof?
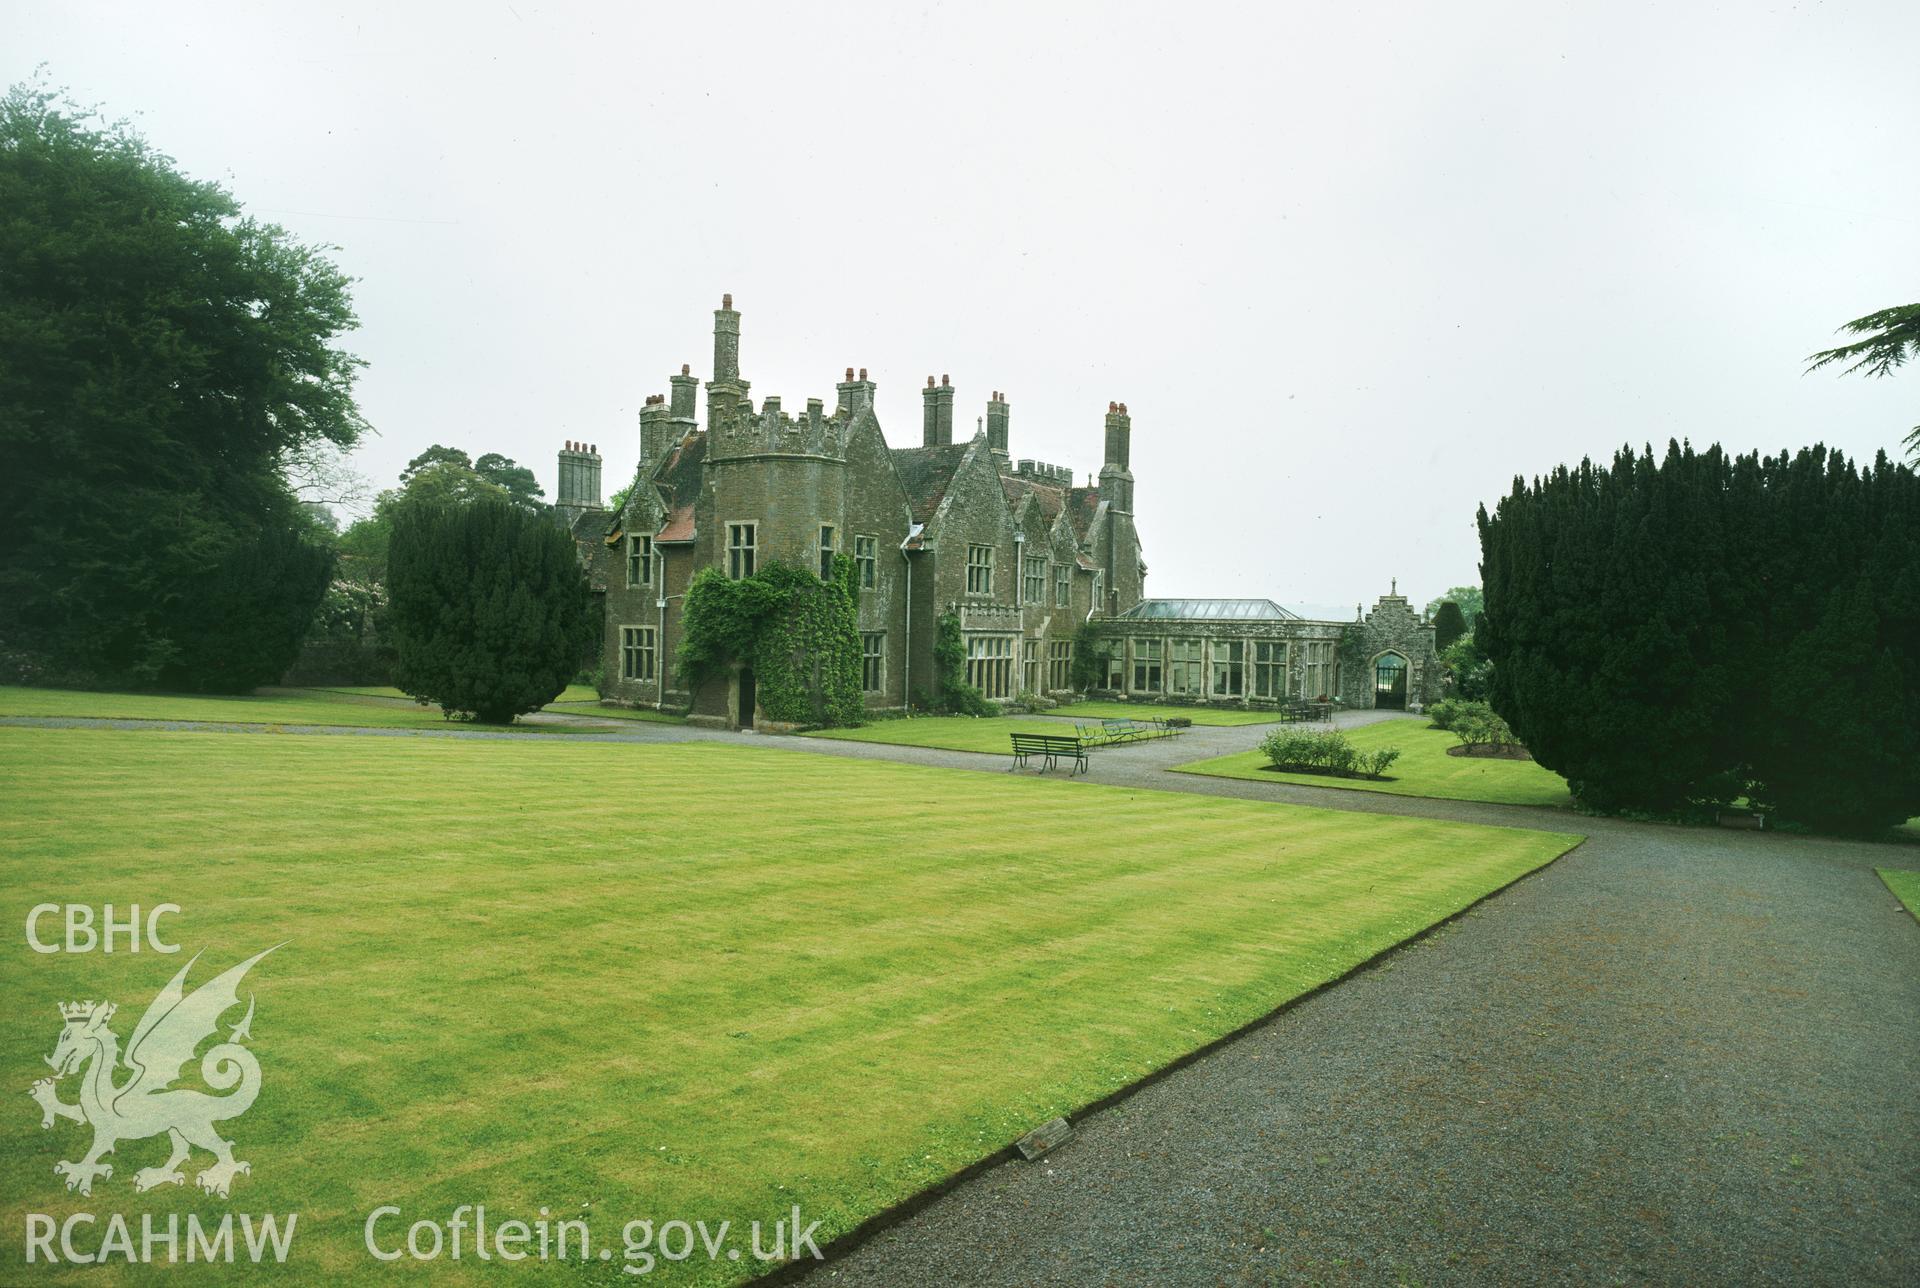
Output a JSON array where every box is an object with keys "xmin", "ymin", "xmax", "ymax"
[
  {"xmin": 889, "ymin": 444, "xmax": 971, "ymax": 523},
  {"xmin": 1114, "ymin": 598, "xmax": 1301, "ymax": 622},
  {"xmin": 1065, "ymin": 486, "xmax": 1102, "ymax": 541},
  {"xmin": 1000, "ymin": 475, "xmax": 1066, "ymax": 524},
  {"xmin": 656, "ymin": 432, "xmax": 707, "ymax": 510}
]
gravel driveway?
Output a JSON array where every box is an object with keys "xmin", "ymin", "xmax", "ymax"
[{"xmin": 796, "ymin": 753, "xmax": 1920, "ymax": 1285}]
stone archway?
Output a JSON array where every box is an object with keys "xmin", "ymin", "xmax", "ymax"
[{"xmin": 1371, "ymin": 650, "xmax": 1409, "ymax": 710}]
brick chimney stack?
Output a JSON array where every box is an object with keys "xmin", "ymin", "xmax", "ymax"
[
  {"xmin": 1100, "ymin": 401, "xmax": 1134, "ymax": 513},
  {"xmin": 669, "ymin": 362, "xmax": 697, "ymax": 421},
  {"xmin": 712, "ymin": 293, "xmax": 740, "ymax": 384},
  {"xmin": 837, "ymin": 366, "xmax": 876, "ymax": 417},
  {"xmin": 922, "ymin": 375, "xmax": 946, "ymax": 446},
  {"xmin": 557, "ymin": 439, "xmax": 603, "ymax": 521},
  {"xmin": 935, "ymin": 373, "xmax": 955, "ymax": 444},
  {"xmin": 986, "ymin": 390, "xmax": 1010, "ymax": 459}
]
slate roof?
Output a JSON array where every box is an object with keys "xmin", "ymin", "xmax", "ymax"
[
  {"xmin": 1065, "ymin": 486, "xmax": 1102, "ymax": 541},
  {"xmin": 657, "ymin": 432, "xmax": 707, "ymax": 511},
  {"xmin": 1114, "ymin": 598, "xmax": 1301, "ymax": 622},
  {"xmin": 999, "ymin": 474, "xmax": 1066, "ymax": 523},
  {"xmin": 889, "ymin": 444, "xmax": 971, "ymax": 523}
]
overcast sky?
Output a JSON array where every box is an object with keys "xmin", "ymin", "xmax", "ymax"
[{"xmin": 11, "ymin": 1, "xmax": 1917, "ymax": 614}]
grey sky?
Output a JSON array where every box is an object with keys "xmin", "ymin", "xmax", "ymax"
[{"xmin": 11, "ymin": 1, "xmax": 1917, "ymax": 613}]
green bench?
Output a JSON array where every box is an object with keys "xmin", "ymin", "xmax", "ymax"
[
  {"xmin": 1076, "ymin": 717, "xmax": 1177, "ymax": 744},
  {"xmin": 1009, "ymin": 732, "xmax": 1089, "ymax": 776}
]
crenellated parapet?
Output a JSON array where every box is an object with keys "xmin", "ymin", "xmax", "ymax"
[
  {"xmin": 706, "ymin": 391, "xmax": 851, "ymax": 461},
  {"xmin": 1012, "ymin": 459, "xmax": 1074, "ymax": 485}
]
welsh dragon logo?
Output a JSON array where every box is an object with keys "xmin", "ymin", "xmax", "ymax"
[{"xmin": 29, "ymin": 947, "xmax": 279, "ymax": 1198}]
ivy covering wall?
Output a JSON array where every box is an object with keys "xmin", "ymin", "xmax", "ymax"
[
  {"xmin": 677, "ymin": 556, "xmax": 865, "ymax": 728},
  {"xmin": 928, "ymin": 611, "xmax": 992, "ymax": 715},
  {"xmin": 1069, "ymin": 619, "xmax": 1114, "ymax": 691}
]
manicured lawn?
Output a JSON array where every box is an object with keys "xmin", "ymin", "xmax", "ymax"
[
  {"xmin": 1051, "ymin": 700, "xmax": 1289, "ymax": 727},
  {"xmin": 0, "ymin": 727, "xmax": 1578, "ymax": 1284},
  {"xmin": 0, "ymin": 684, "xmax": 618, "ymax": 731},
  {"xmin": 801, "ymin": 714, "xmax": 1117, "ymax": 755},
  {"xmin": 1175, "ymin": 718, "xmax": 1576, "ymax": 809},
  {"xmin": 1880, "ymin": 868, "xmax": 1920, "ymax": 921},
  {"xmin": 305, "ymin": 683, "xmax": 602, "ymax": 705}
]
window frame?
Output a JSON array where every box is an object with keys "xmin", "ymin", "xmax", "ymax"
[
  {"xmin": 965, "ymin": 633, "xmax": 1015, "ymax": 699},
  {"xmin": 860, "ymin": 631, "xmax": 885, "ymax": 693},
  {"xmin": 1131, "ymin": 637, "xmax": 1163, "ymax": 694},
  {"xmin": 727, "ymin": 522, "xmax": 757, "ymax": 580},
  {"xmin": 1211, "ymin": 639, "xmax": 1245, "ymax": 697},
  {"xmin": 818, "ymin": 524, "xmax": 836, "ymax": 580},
  {"xmin": 966, "ymin": 544, "xmax": 995, "ymax": 597},
  {"xmin": 1167, "ymin": 637, "xmax": 1204, "ymax": 696},
  {"xmin": 626, "ymin": 533, "xmax": 653, "ymax": 589},
  {"xmin": 1048, "ymin": 639, "xmax": 1073, "ymax": 690},
  {"xmin": 854, "ymin": 534, "xmax": 878, "ymax": 589},
  {"xmin": 620, "ymin": 625, "xmax": 656, "ymax": 682},
  {"xmin": 1253, "ymin": 640, "xmax": 1288, "ymax": 698}
]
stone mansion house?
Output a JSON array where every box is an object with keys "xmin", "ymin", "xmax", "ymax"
[{"xmin": 556, "ymin": 296, "xmax": 1438, "ymax": 728}]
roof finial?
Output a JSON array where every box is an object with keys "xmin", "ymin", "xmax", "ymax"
[{"xmin": 1391, "ymin": 577, "xmax": 1397, "ymax": 595}]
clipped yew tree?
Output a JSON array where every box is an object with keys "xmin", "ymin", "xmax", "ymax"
[
  {"xmin": 1477, "ymin": 441, "xmax": 1920, "ymax": 832},
  {"xmin": 386, "ymin": 500, "xmax": 595, "ymax": 723}
]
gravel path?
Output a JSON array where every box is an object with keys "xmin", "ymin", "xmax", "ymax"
[
  {"xmin": 7, "ymin": 711, "xmax": 1916, "ymax": 1282},
  {"xmin": 794, "ymin": 758, "xmax": 1920, "ymax": 1284}
]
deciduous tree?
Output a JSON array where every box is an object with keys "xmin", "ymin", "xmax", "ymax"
[{"xmin": 0, "ymin": 82, "xmax": 365, "ymax": 689}]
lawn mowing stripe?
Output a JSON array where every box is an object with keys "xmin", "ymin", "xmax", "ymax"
[{"xmin": 0, "ymin": 727, "xmax": 1579, "ymax": 1286}]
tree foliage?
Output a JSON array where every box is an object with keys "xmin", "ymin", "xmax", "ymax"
[
  {"xmin": 1806, "ymin": 302, "xmax": 1920, "ymax": 460},
  {"xmin": 1069, "ymin": 619, "xmax": 1115, "ymax": 692},
  {"xmin": 0, "ymin": 82, "xmax": 365, "ymax": 689},
  {"xmin": 1424, "ymin": 585, "xmax": 1483, "ymax": 622},
  {"xmin": 386, "ymin": 501, "xmax": 595, "ymax": 723},
  {"xmin": 1430, "ymin": 600, "xmax": 1469, "ymax": 652},
  {"xmin": 1478, "ymin": 441, "xmax": 1920, "ymax": 832}
]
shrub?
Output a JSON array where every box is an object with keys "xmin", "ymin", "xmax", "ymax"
[
  {"xmin": 1258, "ymin": 729, "xmax": 1399, "ymax": 779},
  {"xmin": 1364, "ymin": 748, "xmax": 1402, "ymax": 778},
  {"xmin": 1427, "ymin": 698, "xmax": 1467, "ymax": 731},
  {"xmin": 387, "ymin": 500, "xmax": 596, "ymax": 723},
  {"xmin": 1452, "ymin": 707, "xmax": 1518, "ymax": 752}
]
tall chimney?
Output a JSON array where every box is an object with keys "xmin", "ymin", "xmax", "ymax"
[
  {"xmin": 986, "ymin": 390, "xmax": 1010, "ymax": 459},
  {"xmin": 837, "ymin": 366, "xmax": 876, "ymax": 417},
  {"xmin": 1099, "ymin": 401, "xmax": 1134, "ymax": 512},
  {"xmin": 557, "ymin": 440, "xmax": 603, "ymax": 514},
  {"xmin": 639, "ymin": 394, "xmax": 674, "ymax": 470},
  {"xmin": 712, "ymin": 293, "xmax": 740, "ymax": 384},
  {"xmin": 935, "ymin": 373, "xmax": 955, "ymax": 444},
  {"xmin": 922, "ymin": 376, "xmax": 944, "ymax": 446},
  {"xmin": 669, "ymin": 362, "xmax": 697, "ymax": 420}
]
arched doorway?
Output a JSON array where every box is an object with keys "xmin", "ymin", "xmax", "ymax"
[
  {"xmin": 735, "ymin": 667, "xmax": 756, "ymax": 730},
  {"xmin": 1373, "ymin": 652, "xmax": 1408, "ymax": 710}
]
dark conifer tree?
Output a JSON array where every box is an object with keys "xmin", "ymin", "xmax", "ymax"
[
  {"xmin": 1478, "ymin": 441, "xmax": 1920, "ymax": 832},
  {"xmin": 387, "ymin": 501, "xmax": 595, "ymax": 723}
]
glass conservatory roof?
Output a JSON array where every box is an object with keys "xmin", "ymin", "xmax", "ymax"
[{"xmin": 1113, "ymin": 598, "xmax": 1301, "ymax": 622}]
